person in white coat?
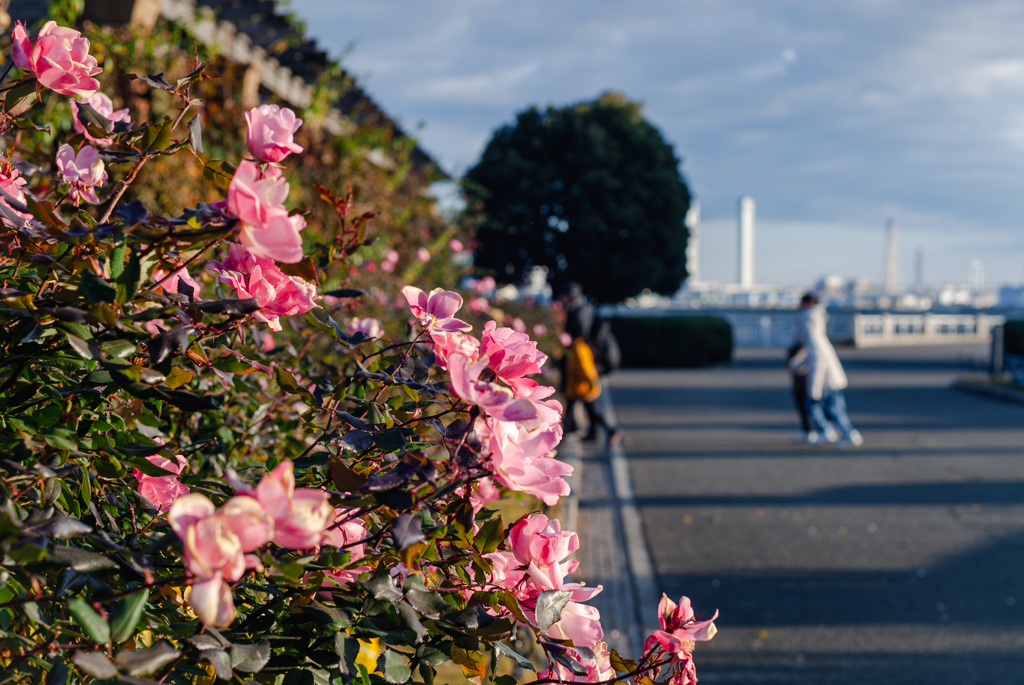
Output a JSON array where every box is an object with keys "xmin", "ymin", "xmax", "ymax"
[{"xmin": 791, "ymin": 293, "xmax": 863, "ymax": 448}]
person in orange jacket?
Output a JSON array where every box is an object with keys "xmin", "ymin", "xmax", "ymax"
[{"xmin": 560, "ymin": 284, "xmax": 621, "ymax": 444}]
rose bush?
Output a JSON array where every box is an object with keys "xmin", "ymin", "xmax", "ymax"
[{"xmin": 0, "ymin": 19, "xmax": 715, "ymax": 685}]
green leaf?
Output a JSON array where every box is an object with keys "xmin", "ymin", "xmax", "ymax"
[
  {"xmin": 139, "ymin": 119, "xmax": 173, "ymax": 152},
  {"xmin": 494, "ymin": 642, "xmax": 535, "ymax": 672},
  {"xmin": 93, "ymin": 454, "xmax": 127, "ymax": 479},
  {"xmin": 116, "ymin": 250, "xmax": 142, "ymax": 304},
  {"xmin": 10, "ymin": 541, "xmax": 47, "ymax": 563},
  {"xmin": 450, "ymin": 645, "xmax": 486, "ymax": 682},
  {"xmin": 68, "ymin": 597, "xmax": 110, "ymax": 644},
  {"xmin": 277, "ymin": 256, "xmax": 319, "ymax": 285},
  {"xmin": 70, "ymin": 650, "xmax": 118, "ymax": 679},
  {"xmin": 120, "ymin": 453, "xmax": 177, "ymax": 477},
  {"xmin": 194, "ymin": 298, "xmax": 259, "ymax": 315},
  {"xmin": 26, "ymin": 195, "xmax": 67, "ymax": 228},
  {"xmin": 275, "ymin": 365, "xmax": 315, "ymax": 404},
  {"xmin": 372, "ymin": 428, "xmax": 407, "ymax": 452},
  {"xmin": 66, "ymin": 333, "xmax": 100, "ymax": 360},
  {"xmin": 49, "ymin": 546, "xmax": 115, "ymax": 572},
  {"xmin": 163, "ymin": 367, "xmax": 193, "ymax": 389},
  {"xmin": 382, "ymin": 650, "xmax": 411, "ymax": 684},
  {"xmin": 202, "ymin": 159, "xmax": 236, "ymax": 189},
  {"xmin": 535, "ymin": 589, "xmax": 572, "ymax": 631},
  {"xmin": 109, "ymin": 243, "xmax": 127, "ymax": 279},
  {"xmin": 231, "ymin": 640, "xmax": 271, "ymax": 673},
  {"xmin": 43, "ymin": 431, "xmax": 78, "ymax": 452},
  {"xmin": 359, "ymin": 570, "xmax": 403, "ymax": 603},
  {"xmin": 403, "ymin": 576, "xmax": 450, "ymax": 619},
  {"xmin": 115, "ymin": 641, "xmax": 180, "ymax": 676},
  {"xmin": 110, "ymin": 589, "xmax": 150, "ymax": 643},
  {"xmin": 188, "ymin": 115, "xmax": 203, "ymax": 153},
  {"xmin": 473, "ymin": 517, "xmax": 504, "ymax": 554},
  {"xmin": 101, "ymin": 339, "xmax": 137, "ymax": 359},
  {"xmin": 80, "ymin": 270, "xmax": 117, "ymax": 304},
  {"xmin": 4, "ymin": 78, "xmax": 38, "ymax": 117},
  {"xmin": 198, "ymin": 649, "xmax": 232, "ymax": 680},
  {"xmin": 609, "ymin": 649, "xmax": 637, "ymax": 673},
  {"xmin": 79, "ymin": 465, "xmax": 91, "ymax": 504}
]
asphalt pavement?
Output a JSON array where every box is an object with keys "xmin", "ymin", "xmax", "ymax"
[{"xmin": 595, "ymin": 344, "xmax": 1024, "ymax": 684}]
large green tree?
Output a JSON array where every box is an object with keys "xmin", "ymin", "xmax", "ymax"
[{"xmin": 464, "ymin": 92, "xmax": 691, "ymax": 303}]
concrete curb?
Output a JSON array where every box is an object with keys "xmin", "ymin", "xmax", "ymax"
[
  {"xmin": 952, "ymin": 379, "xmax": 1024, "ymax": 405},
  {"xmin": 562, "ymin": 435, "xmax": 582, "ymax": 539},
  {"xmin": 606, "ymin": 405, "xmax": 662, "ymax": 640}
]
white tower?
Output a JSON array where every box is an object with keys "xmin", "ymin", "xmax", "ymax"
[
  {"xmin": 885, "ymin": 219, "xmax": 898, "ymax": 292},
  {"xmin": 969, "ymin": 260, "xmax": 984, "ymax": 289},
  {"xmin": 738, "ymin": 196, "xmax": 755, "ymax": 288},
  {"xmin": 685, "ymin": 201, "xmax": 700, "ymax": 284}
]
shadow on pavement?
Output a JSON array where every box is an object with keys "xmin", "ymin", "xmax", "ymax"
[
  {"xmin": 632, "ymin": 480, "xmax": 1024, "ymax": 507},
  {"xmin": 697, "ymin": 650, "xmax": 1023, "ymax": 685},
  {"xmin": 660, "ymin": 530, "xmax": 1024, "ymax": 629}
]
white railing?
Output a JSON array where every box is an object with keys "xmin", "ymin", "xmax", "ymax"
[
  {"xmin": 852, "ymin": 313, "xmax": 1003, "ymax": 347},
  {"xmin": 719, "ymin": 311, "xmax": 1002, "ymax": 348}
]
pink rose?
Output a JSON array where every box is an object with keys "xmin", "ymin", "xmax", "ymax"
[
  {"xmin": 429, "ymin": 331, "xmax": 480, "ymax": 370},
  {"xmin": 208, "ymin": 243, "xmax": 320, "ymax": 331},
  {"xmin": 381, "ymin": 250, "xmax": 399, "ymax": 273},
  {"xmin": 401, "ymin": 285, "xmax": 471, "ymax": 333},
  {"xmin": 55, "ymin": 144, "xmax": 106, "ymax": 206},
  {"xmin": 133, "ymin": 453, "xmax": 189, "ymax": 512},
  {"xmin": 0, "ymin": 161, "xmax": 31, "ymax": 221},
  {"xmin": 508, "ymin": 513, "xmax": 577, "ymax": 569},
  {"xmin": 346, "ymin": 317, "xmax": 382, "ymax": 339},
  {"xmin": 447, "ymin": 352, "xmax": 523, "ymax": 418},
  {"xmin": 227, "ymin": 161, "xmax": 305, "ymax": 263},
  {"xmin": 217, "ymin": 496, "xmax": 275, "ymax": 552},
  {"xmin": 545, "ymin": 601, "xmax": 604, "ymax": 649},
  {"xmin": 448, "ymin": 239, "xmax": 464, "ymax": 252},
  {"xmin": 245, "ymin": 104, "xmax": 304, "ymax": 163},
  {"xmin": 416, "ymin": 247, "xmax": 431, "ymax": 262},
  {"xmin": 644, "ymin": 594, "xmax": 718, "ymax": 659},
  {"xmin": 476, "ymin": 416, "xmax": 569, "ymax": 506},
  {"xmin": 70, "ymin": 93, "xmax": 131, "ymax": 146},
  {"xmin": 469, "ymin": 297, "xmax": 490, "ymax": 315},
  {"xmin": 188, "ymin": 573, "xmax": 236, "ymax": 628},
  {"xmin": 168, "ymin": 493, "xmax": 275, "ymax": 627},
  {"xmin": 480, "ymin": 320, "xmax": 548, "ymax": 389},
  {"xmin": 320, "ymin": 513, "xmax": 370, "ymax": 590},
  {"xmin": 12, "ymin": 21, "xmax": 101, "ymax": 97},
  {"xmin": 253, "ymin": 461, "xmax": 333, "ymax": 550},
  {"xmin": 472, "ymin": 276, "xmax": 496, "ymax": 296},
  {"xmin": 483, "ymin": 550, "xmax": 526, "ymax": 592}
]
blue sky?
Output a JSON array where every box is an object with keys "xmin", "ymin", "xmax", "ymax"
[{"xmin": 291, "ymin": 0, "xmax": 1024, "ymax": 287}]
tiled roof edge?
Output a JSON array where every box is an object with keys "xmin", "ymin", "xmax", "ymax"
[{"xmin": 159, "ymin": 0, "xmax": 346, "ymax": 136}]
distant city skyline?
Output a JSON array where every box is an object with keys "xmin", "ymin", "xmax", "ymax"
[{"xmin": 293, "ymin": 0, "xmax": 1024, "ymax": 286}]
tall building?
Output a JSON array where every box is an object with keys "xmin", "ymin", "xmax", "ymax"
[
  {"xmin": 685, "ymin": 201, "xmax": 701, "ymax": 284},
  {"xmin": 738, "ymin": 196, "xmax": 755, "ymax": 287},
  {"xmin": 885, "ymin": 219, "xmax": 898, "ymax": 292},
  {"xmin": 914, "ymin": 247, "xmax": 923, "ymax": 286}
]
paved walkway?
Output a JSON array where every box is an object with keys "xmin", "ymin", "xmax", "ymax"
[{"xmin": 577, "ymin": 344, "xmax": 1024, "ymax": 684}]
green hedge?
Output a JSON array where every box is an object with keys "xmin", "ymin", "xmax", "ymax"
[
  {"xmin": 608, "ymin": 315, "xmax": 733, "ymax": 368},
  {"xmin": 1005, "ymin": 320, "xmax": 1024, "ymax": 357}
]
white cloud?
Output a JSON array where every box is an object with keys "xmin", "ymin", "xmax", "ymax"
[{"xmin": 290, "ymin": 0, "xmax": 1024, "ymax": 285}]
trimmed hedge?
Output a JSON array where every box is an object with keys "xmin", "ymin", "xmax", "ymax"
[
  {"xmin": 609, "ymin": 315, "xmax": 733, "ymax": 368},
  {"xmin": 1005, "ymin": 320, "xmax": 1024, "ymax": 357}
]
